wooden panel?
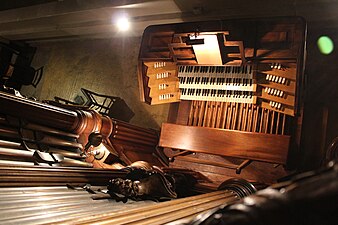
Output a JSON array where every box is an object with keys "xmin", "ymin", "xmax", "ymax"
[
  {"xmin": 149, "ymin": 81, "xmax": 180, "ymax": 97},
  {"xmin": 175, "ymin": 100, "xmax": 192, "ymax": 125},
  {"xmin": 165, "ymin": 149, "xmax": 288, "ymax": 185},
  {"xmin": 257, "ymin": 64, "xmax": 297, "ymax": 81},
  {"xmin": 260, "ymin": 101, "xmax": 294, "ymax": 116},
  {"xmin": 257, "ymin": 78, "xmax": 296, "ymax": 94},
  {"xmin": 144, "ymin": 61, "xmax": 177, "ymax": 74},
  {"xmin": 150, "ymin": 92, "xmax": 181, "ymax": 105},
  {"xmin": 159, "ymin": 123, "xmax": 290, "ymax": 164},
  {"xmin": 0, "ymin": 91, "xmax": 79, "ymax": 132},
  {"xmin": 108, "ymin": 119, "xmax": 164, "ymax": 167},
  {"xmin": 260, "ymin": 89, "xmax": 295, "ymax": 106},
  {"xmin": 142, "ymin": 61, "xmax": 181, "ymax": 104}
]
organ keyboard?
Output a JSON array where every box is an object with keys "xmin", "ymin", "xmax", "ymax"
[
  {"xmin": 180, "ymin": 89, "xmax": 256, "ymax": 103},
  {"xmin": 143, "ymin": 61, "xmax": 298, "ymax": 115},
  {"xmin": 178, "ymin": 64, "xmax": 256, "ymax": 103},
  {"xmin": 178, "ymin": 65, "xmax": 256, "ymax": 91},
  {"xmin": 142, "ymin": 58, "xmax": 299, "ymax": 115}
]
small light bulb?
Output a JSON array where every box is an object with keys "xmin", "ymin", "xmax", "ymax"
[
  {"xmin": 116, "ymin": 17, "xmax": 130, "ymax": 31},
  {"xmin": 317, "ymin": 36, "xmax": 334, "ymax": 55}
]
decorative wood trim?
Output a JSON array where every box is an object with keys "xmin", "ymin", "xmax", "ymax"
[{"xmin": 159, "ymin": 123, "xmax": 290, "ymax": 164}]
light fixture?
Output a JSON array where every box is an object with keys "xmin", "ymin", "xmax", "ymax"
[
  {"xmin": 191, "ymin": 34, "xmax": 223, "ymax": 65},
  {"xmin": 116, "ymin": 16, "xmax": 130, "ymax": 32},
  {"xmin": 317, "ymin": 36, "xmax": 334, "ymax": 55},
  {"xmin": 186, "ymin": 35, "xmax": 204, "ymax": 45}
]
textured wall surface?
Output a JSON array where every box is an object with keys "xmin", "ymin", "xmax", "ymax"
[{"xmin": 21, "ymin": 37, "xmax": 169, "ymax": 130}]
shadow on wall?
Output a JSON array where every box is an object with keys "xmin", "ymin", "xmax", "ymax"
[{"xmin": 20, "ymin": 37, "xmax": 169, "ymax": 130}]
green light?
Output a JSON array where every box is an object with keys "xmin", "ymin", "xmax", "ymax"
[{"xmin": 317, "ymin": 36, "xmax": 334, "ymax": 55}]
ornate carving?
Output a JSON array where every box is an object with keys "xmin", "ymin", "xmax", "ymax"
[{"xmin": 107, "ymin": 166, "xmax": 177, "ymax": 201}]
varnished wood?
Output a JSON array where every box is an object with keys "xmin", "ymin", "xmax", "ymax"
[
  {"xmin": 0, "ymin": 93, "xmax": 163, "ymax": 169},
  {"xmin": 0, "ymin": 91, "xmax": 79, "ymax": 132},
  {"xmin": 0, "ymin": 165, "xmax": 127, "ymax": 187},
  {"xmin": 197, "ymin": 101, "xmax": 205, "ymax": 126},
  {"xmin": 175, "ymin": 100, "xmax": 192, "ymax": 125},
  {"xmin": 160, "ymin": 123, "xmax": 290, "ymax": 164},
  {"xmin": 175, "ymin": 155, "xmax": 238, "ymax": 170},
  {"xmin": 138, "ymin": 17, "xmax": 306, "ymax": 117},
  {"xmin": 185, "ymin": 101, "xmax": 291, "ymax": 135},
  {"xmin": 165, "ymin": 149, "xmax": 289, "ymax": 185}
]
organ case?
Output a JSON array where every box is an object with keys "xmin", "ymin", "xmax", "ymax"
[{"xmin": 138, "ymin": 17, "xmax": 307, "ymax": 184}]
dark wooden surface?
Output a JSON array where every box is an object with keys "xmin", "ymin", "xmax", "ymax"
[
  {"xmin": 164, "ymin": 149, "xmax": 288, "ymax": 185},
  {"xmin": 159, "ymin": 123, "xmax": 290, "ymax": 164},
  {"xmin": 0, "ymin": 92, "xmax": 163, "ymax": 169},
  {"xmin": 0, "ymin": 91, "xmax": 79, "ymax": 132},
  {"xmin": 0, "ymin": 165, "xmax": 127, "ymax": 187}
]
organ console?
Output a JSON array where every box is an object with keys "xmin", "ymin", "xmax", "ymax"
[
  {"xmin": 138, "ymin": 17, "xmax": 307, "ymax": 184},
  {"xmin": 138, "ymin": 18, "xmax": 305, "ymax": 117}
]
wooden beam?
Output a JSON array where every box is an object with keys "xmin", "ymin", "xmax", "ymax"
[
  {"xmin": 3, "ymin": 18, "xmax": 183, "ymax": 41},
  {"xmin": 0, "ymin": 0, "xmax": 183, "ymax": 40},
  {"xmin": 0, "ymin": 92, "xmax": 79, "ymax": 132},
  {"xmin": 159, "ymin": 123, "xmax": 290, "ymax": 164},
  {"xmin": 0, "ymin": 0, "xmax": 159, "ymax": 24}
]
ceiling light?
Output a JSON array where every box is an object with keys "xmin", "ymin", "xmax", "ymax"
[{"xmin": 116, "ymin": 17, "xmax": 130, "ymax": 32}]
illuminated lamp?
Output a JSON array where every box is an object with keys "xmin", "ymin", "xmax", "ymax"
[
  {"xmin": 116, "ymin": 17, "xmax": 130, "ymax": 32},
  {"xmin": 317, "ymin": 36, "xmax": 334, "ymax": 55},
  {"xmin": 191, "ymin": 35, "xmax": 223, "ymax": 65}
]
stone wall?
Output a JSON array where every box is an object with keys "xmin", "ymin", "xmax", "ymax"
[{"xmin": 20, "ymin": 37, "xmax": 169, "ymax": 130}]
